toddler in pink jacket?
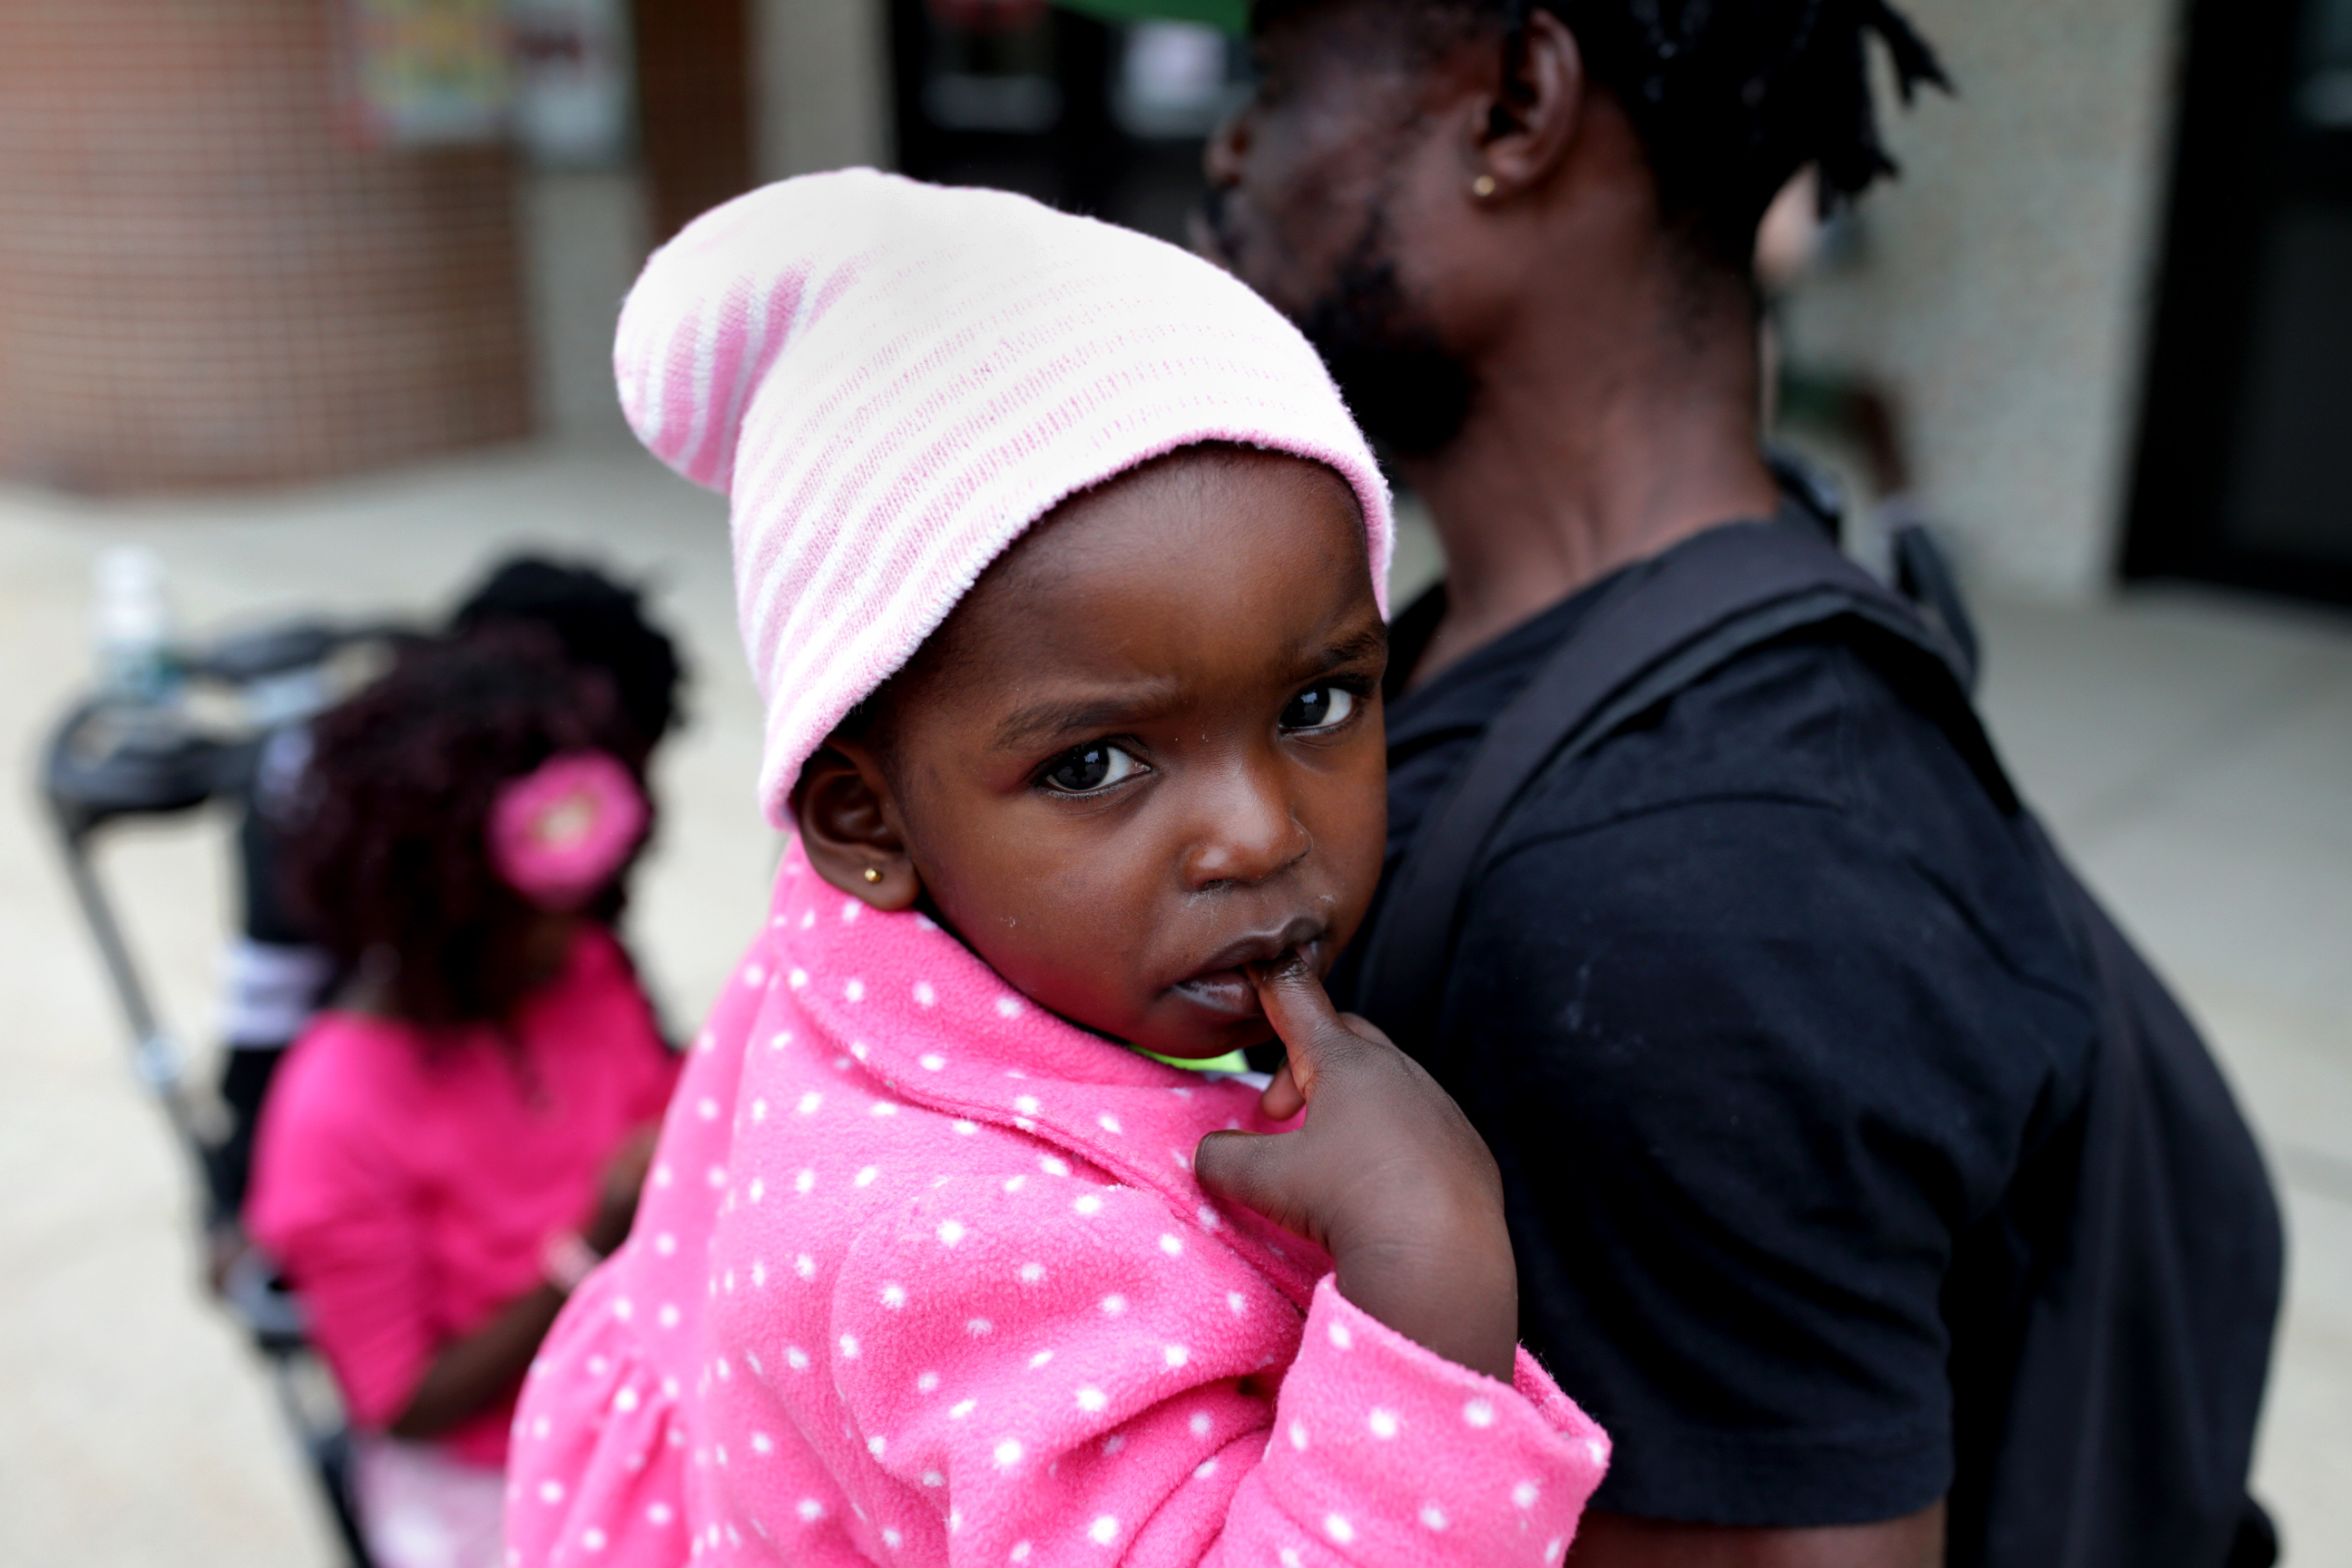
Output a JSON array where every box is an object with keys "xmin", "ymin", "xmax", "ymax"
[{"xmin": 506, "ymin": 170, "xmax": 1609, "ymax": 1568}]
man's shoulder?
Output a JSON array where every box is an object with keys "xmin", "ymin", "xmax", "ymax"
[
  {"xmin": 1453, "ymin": 625, "xmax": 2094, "ymax": 1108},
  {"xmin": 1496, "ymin": 623, "xmax": 2082, "ymax": 964},
  {"xmin": 1499, "ymin": 625, "xmax": 1952, "ymax": 837}
]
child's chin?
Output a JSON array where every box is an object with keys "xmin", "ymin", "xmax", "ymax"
[{"xmin": 1132, "ymin": 1015, "xmax": 1275, "ymax": 1065}]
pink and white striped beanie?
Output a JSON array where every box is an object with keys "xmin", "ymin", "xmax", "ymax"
[{"xmin": 614, "ymin": 169, "xmax": 1393, "ymax": 827}]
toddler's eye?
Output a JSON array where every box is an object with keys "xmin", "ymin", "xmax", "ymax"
[
  {"xmin": 1280, "ymin": 684, "xmax": 1357, "ymax": 732},
  {"xmin": 1040, "ymin": 742, "xmax": 1144, "ymax": 795}
]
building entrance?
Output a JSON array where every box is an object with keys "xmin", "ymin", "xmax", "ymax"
[
  {"xmin": 885, "ymin": 0, "xmax": 1240, "ymax": 248},
  {"xmin": 2128, "ymin": 0, "xmax": 2352, "ymax": 604}
]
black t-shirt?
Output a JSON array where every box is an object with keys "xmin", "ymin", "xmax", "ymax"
[{"xmin": 1337, "ymin": 574, "xmax": 2098, "ymax": 1529}]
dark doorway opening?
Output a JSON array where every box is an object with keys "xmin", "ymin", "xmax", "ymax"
[
  {"xmin": 2126, "ymin": 0, "xmax": 2352, "ymax": 605},
  {"xmin": 885, "ymin": 0, "xmax": 1239, "ymax": 247}
]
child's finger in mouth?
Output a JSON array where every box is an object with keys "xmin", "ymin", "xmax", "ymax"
[
  {"xmin": 1171, "ymin": 966, "xmax": 1265, "ymax": 1019},
  {"xmin": 1168, "ymin": 922, "xmax": 1328, "ymax": 1019}
]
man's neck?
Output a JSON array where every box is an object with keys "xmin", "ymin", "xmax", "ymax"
[{"xmin": 1396, "ymin": 258, "xmax": 1778, "ymax": 687}]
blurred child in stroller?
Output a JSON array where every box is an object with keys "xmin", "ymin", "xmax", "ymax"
[
  {"xmin": 241, "ymin": 623, "xmax": 682, "ymax": 1568},
  {"xmin": 203, "ymin": 556, "xmax": 684, "ymax": 1275}
]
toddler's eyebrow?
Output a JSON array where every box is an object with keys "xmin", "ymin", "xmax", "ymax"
[
  {"xmin": 1315, "ymin": 626, "xmax": 1388, "ymax": 671},
  {"xmin": 992, "ymin": 627, "xmax": 1387, "ymax": 753},
  {"xmin": 994, "ymin": 684, "xmax": 1182, "ymax": 752}
]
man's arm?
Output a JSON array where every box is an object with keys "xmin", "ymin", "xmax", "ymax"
[
  {"xmin": 1572, "ymin": 1501, "xmax": 1945, "ymax": 1568},
  {"xmin": 1437, "ymin": 793, "xmax": 2083, "ymax": 1537}
]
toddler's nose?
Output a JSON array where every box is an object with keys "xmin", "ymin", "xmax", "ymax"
[{"xmin": 1181, "ymin": 760, "xmax": 1311, "ymax": 891}]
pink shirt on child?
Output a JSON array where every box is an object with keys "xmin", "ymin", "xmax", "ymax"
[
  {"xmin": 507, "ymin": 847, "xmax": 1609, "ymax": 1565},
  {"xmin": 249, "ymin": 926, "xmax": 681, "ymax": 1467}
]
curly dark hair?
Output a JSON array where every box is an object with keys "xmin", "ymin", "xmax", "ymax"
[
  {"xmin": 450, "ymin": 555, "xmax": 686, "ymax": 769},
  {"xmin": 284, "ymin": 629, "xmax": 649, "ymax": 1029}
]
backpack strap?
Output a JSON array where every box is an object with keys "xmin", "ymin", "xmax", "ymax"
[{"xmin": 1355, "ymin": 513, "xmax": 2011, "ymax": 1065}]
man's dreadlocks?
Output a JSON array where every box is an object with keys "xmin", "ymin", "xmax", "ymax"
[{"xmin": 1261, "ymin": 0, "xmax": 1948, "ymax": 267}]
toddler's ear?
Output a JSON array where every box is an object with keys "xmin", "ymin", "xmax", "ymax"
[{"xmin": 795, "ymin": 746, "xmax": 921, "ymax": 912}]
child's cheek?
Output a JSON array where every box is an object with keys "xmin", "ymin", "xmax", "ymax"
[{"xmin": 1315, "ymin": 747, "xmax": 1390, "ymax": 948}]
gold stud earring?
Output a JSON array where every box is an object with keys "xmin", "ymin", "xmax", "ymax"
[
  {"xmin": 862, "ymin": 867, "xmax": 883, "ymax": 884},
  {"xmin": 1471, "ymin": 174, "xmax": 1497, "ymax": 198}
]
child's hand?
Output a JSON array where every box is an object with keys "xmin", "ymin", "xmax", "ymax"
[
  {"xmin": 1193, "ymin": 954, "xmax": 1519, "ymax": 1382},
  {"xmin": 585, "ymin": 1125, "xmax": 661, "ymax": 1256}
]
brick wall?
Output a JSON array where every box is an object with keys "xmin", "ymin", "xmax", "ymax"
[{"xmin": 0, "ymin": 0, "xmax": 531, "ymax": 492}]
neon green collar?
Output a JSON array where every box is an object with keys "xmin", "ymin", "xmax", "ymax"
[{"xmin": 1133, "ymin": 1046, "xmax": 1252, "ymax": 1074}]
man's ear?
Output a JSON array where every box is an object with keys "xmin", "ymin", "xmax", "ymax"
[
  {"xmin": 794, "ymin": 744, "xmax": 921, "ymax": 911},
  {"xmin": 1466, "ymin": 7, "xmax": 1585, "ymax": 200}
]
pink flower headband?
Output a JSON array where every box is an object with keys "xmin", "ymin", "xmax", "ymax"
[{"xmin": 487, "ymin": 751, "xmax": 650, "ymax": 911}]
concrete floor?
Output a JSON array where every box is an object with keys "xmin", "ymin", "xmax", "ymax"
[{"xmin": 0, "ymin": 444, "xmax": 2345, "ymax": 1564}]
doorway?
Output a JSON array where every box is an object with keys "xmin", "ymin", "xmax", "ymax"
[
  {"xmin": 2126, "ymin": 0, "xmax": 2352, "ymax": 604},
  {"xmin": 885, "ymin": 0, "xmax": 1240, "ymax": 246}
]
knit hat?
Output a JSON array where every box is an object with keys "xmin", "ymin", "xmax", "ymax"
[{"xmin": 613, "ymin": 169, "xmax": 1393, "ymax": 828}]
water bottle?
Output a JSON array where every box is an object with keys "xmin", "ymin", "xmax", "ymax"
[{"xmin": 92, "ymin": 544, "xmax": 176, "ymax": 702}]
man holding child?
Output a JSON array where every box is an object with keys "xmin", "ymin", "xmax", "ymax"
[{"xmin": 1200, "ymin": 2, "xmax": 2280, "ymax": 1565}]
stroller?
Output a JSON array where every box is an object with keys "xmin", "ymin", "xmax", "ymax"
[{"xmin": 41, "ymin": 612, "xmax": 406, "ymax": 1568}]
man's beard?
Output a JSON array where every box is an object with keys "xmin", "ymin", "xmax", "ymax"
[
  {"xmin": 1295, "ymin": 208, "xmax": 1477, "ymax": 457},
  {"xmin": 1200, "ymin": 186, "xmax": 1476, "ymax": 457}
]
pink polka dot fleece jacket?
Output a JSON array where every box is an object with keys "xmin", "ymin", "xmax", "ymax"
[{"xmin": 507, "ymin": 845, "xmax": 1609, "ymax": 1567}]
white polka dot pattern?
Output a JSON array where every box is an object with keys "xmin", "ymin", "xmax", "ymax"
[{"xmin": 502, "ymin": 838, "xmax": 1609, "ymax": 1568}]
